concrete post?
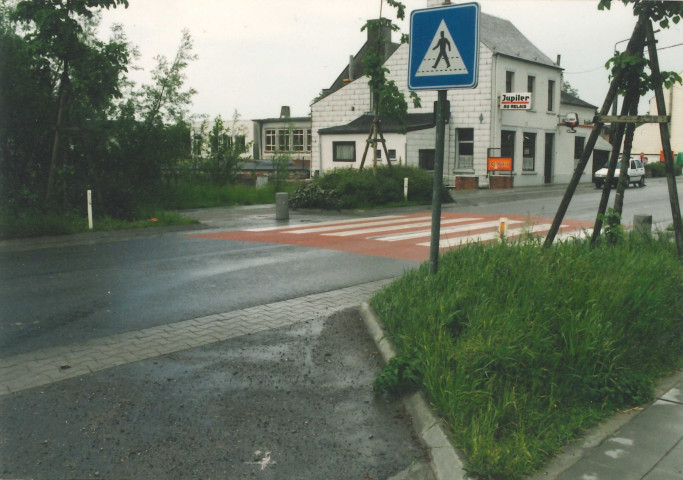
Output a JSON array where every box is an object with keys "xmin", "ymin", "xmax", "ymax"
[
  {"xmin": 633, "ymin": 214, "xmax": 652, "ymax": 240},
  {"xmin": 276, "ymin": 192, "xmax": 289, "ymax": 221}
]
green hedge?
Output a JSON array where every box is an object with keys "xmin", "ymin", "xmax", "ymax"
[
  {"xmin": 645, "ymin": 161, "xmax": 682, "ymax": 177},
  {"xmin": 290, "ymin": 166, "xmax": 452, "ymax": 209}
]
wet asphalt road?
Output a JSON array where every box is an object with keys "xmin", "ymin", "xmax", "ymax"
[
  {"xmin": 1, "ymin": 309, "xmax": 427, "ymax": 479},
  {"xmin": 0, "ymin": 236, "xmax": 416, "ymax": 358}
]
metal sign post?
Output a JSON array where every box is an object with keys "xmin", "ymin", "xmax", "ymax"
[{"xmin": 408, "ymin": 3, "xmax": 480, "ymax": 273}]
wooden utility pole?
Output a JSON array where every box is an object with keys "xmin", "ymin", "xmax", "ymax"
[
  {"xmin": 590, "ymin": 25, "xmax": 645, "ymax": 244},
  {"xmin": 644, "ymin": 19, "xmax": 683, "ymax": 259},
  {"xmin": 544, "ymin": 18, "xmax": 645, "ymax": 247}
]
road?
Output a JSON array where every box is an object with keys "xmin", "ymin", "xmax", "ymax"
[{"xmin": 0, "ymin": 176, "xmax": 679, "ymax": 479}]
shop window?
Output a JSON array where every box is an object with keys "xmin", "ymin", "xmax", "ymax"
[
  {"xmin": 456, "ymin": 128, "xmax": 474, "ymax": 169},
  {"xmin": 333, "ymin": 141, "xmax": 356, "ymax": 162},
  {"xmin": 501, "ymin": 130, "xmax": 516, "ymax": 170},
  {"xmin": 523, "ymin": 132, "xmax": 536, "ymax": 171}
]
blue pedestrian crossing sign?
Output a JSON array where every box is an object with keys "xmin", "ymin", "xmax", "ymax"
[{"xmin": 408, "ymin": 2, "xmax": 480, "ymax": 90}]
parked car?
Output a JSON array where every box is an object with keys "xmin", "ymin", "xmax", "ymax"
[{"xmin": 594, "ymin": 158, "xmax": 645, "ymax": 188}]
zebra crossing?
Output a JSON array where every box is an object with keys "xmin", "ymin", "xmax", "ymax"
[{"xmin": 190, "ymin": 213, "xmax": 594, "ymax": 262}]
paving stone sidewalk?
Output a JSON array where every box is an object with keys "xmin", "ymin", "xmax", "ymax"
[{"xmin": 0, "ymin": 279, "xmax": 391, "ymax": 396}]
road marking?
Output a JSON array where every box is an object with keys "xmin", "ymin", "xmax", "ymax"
[
  {"xmin": 245, "ymin": 215, "xmax": 404, "ymax": 232},
  {"xmin": 422, "ymin": 223, "xmax": 554, "ymax": 248},
  {"xmin": 324, "ymin": 217, "xmax": 480, "ymax": 237},
  {"xmin": 188, "ymin": 213, "xmax": 595, "ymax": 262},
  {"xmin": 286, "ymin": 215, "xmax": 430, "ymax": 234},
  {"xmin": 374, "ymin": 218, "xmax": 516, "ymax": 242}
]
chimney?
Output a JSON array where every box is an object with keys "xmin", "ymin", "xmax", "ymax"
[
  {"xmin": 366, "ymin": 17, "xmax": 393, "ymax": 59},
  {"xmin": 556, "ymin": 54, "xmax": 561, "ymax": 66},
  {"xmin": 348, "ymin": 55, "xmax": 355, "ymax": 81},
  {"xmin": 280, "ymin": 106, "xmax": 290, "ymax": 118}
]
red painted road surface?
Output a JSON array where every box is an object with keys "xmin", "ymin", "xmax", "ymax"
[{"xmin": 188, "ymin": 213, "xmax": 594, "ymax": 262}]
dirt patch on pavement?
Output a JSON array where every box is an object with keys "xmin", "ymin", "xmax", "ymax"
[{"xmin": 1, "ymin": 309, "xmax": 427, "ymax": 479}]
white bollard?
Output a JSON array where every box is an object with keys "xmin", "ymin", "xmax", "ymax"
[
  {"xmin": 404, "ymin": 177, "xmax": 409, "ymax": 200},
  {"xmin": 87, "ymin": 190, "xmax": 93, "ymax": 230}
]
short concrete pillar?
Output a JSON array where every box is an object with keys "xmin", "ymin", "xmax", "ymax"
[
  {"xmin": 633, "ymin": 214, "xmax": 652, "ymax": 240},
  {"xmin": 275, "ymin": 192, "xmax": 289, "ymax": 220}
]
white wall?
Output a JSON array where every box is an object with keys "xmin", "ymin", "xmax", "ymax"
[
  {"xmin": 492, "ymin": 55, "xmax": 563, "ymax": 187},
  {"xmin": 629, "ymin": 78, "xmax": 683, "ymax": 157},
  {"xmin": 319, "ymin": 132, "xmax": 406, "ymax": 173}
]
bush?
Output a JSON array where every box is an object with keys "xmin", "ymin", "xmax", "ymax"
[
  {"xmin": 290, "ymin": 166, "xmax": 452, "ymax": 209},
  {"xmin": 645, "ymin": 161, "xmax": 682, "ymax": 177}
]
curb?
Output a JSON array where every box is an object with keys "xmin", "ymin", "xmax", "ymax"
[{"xmin": 360, "ymin": 302, "xmax": 469, "ymax": 480}]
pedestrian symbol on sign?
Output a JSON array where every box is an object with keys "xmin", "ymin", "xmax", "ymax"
[{"xmin": 415, "ymin": 20, "xmax": 468, "ymax": 77}]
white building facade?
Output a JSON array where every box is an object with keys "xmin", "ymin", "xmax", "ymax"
[
  {"xmin": 628, "ymin": 73, "xmax": 683, "ymax": 162},
  {"xmin": 311, "ymin": 3, "xmax": 607, "ymax": 188}
]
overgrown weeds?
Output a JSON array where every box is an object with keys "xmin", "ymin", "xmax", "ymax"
[{"xmin": 370, "ymin": 234, "xmax": 682, "ymax": 479}]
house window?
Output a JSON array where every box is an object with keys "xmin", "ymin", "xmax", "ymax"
[
  {"xmin": 265, "ymin": 129, "xmax": 276, "ymax": 152},
  {"xmin": 456, "ymin": 128, "xmax": 474, "ymax": 169},
  {"xmin": 419, "ymin": 149, "xmax": 435, "ymax": 170},
  {"xmin": 574, "ymin": 136, "xmax": 585, "ymax": 160},
  {"xmin": 278, "ymin": 129, "xmax": 290, "ymax": 152},
  {"xmin": 388, "ymin": 149, "xmax": 397, "ymax": 161},
  {"xmin": 527, "ymin": 75, "xmax": 535, "ymax": 109},
  {"xmin": 375, "ymin": 149, "xmax": 382, "ymax": 161},
  {"xmin": 523, "ymin": 132, "xmax": 536, "ymax": 171},
  {"xmin": 547, "ymin": 80, "xmax": 555, "ymax": 111},
  {"xmin": 501, "ymin": 130, "xmax": 515, "ymax": 170},
  {"xmin": 333, "ymin": 141, "xmax": 356, "ymax": 162},
  {"xmin": 292, "ymin": 129, "xmax": 305, "ymax": 151},
  {"xmin": 306, "ymin": 129, "xmax": 312, "ymax": 152},
  {"xmin": 506, "ymin": 71, "xmax": 514, "ymax": 93}
]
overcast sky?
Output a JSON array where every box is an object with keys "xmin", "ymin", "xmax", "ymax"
[{"xmin": 98, "ymin": 0, "xmax": 683, "ymax": 120}]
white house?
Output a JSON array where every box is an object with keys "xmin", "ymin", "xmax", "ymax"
[
  {"xmin": 311, "ymin": 1, "xmax": 609, "ymax": 188},
  {"xmin": 559, "ymin": 91, "xmax": 613, "ymax": 180},
  {"xmin": 626, "ymin": 72, "xmax": 683, "ymax": 163}
]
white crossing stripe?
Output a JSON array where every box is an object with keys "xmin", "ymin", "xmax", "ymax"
[
  {"xmin": 245, "ymin": 215, "xmax": 404, "ymax": 232},
  {"xmin": 323, "ymin": 217, "xmax": 482, "ymax": 237},
  {"xmin": 286, "ymin": 215, "xmax": 431, "ymax": 234},
  {"xmin": 376, "ymin": 219, "xmax": 520, "ymax": 242},
  {"xmin": 420, "ymin": 223, "xmax": 556, "ymax": 248}
]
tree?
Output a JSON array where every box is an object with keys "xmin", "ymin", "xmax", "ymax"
[
  {"xmin": 206, "ymin": 113, "xmax": 249, "ymax": 185},
  {"xmin": 11, "ymin": 0, "xmax": 130, "ymax": 202},
  {"xmin": 359, "ymin": 0, "xmax": 420, "ymax": 176},
  {"xmin": 561, "ymin": 81, "xmax": 580, "ymax": 97}
]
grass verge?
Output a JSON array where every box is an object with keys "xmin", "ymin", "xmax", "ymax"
[
  {"xmin": 0, "ymin": 209, "xmax": 195, "ymax": 239},
  {"xmin": 370, "ymin": 235, "xmax": 682, "ymax": 479}
]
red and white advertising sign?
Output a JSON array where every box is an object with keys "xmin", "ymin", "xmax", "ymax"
[{"xmin": 500, "ymin": 92, "xmax": 531, "ymax": 110}]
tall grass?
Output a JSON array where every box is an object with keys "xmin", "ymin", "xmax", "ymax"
[{"xmin": 370, "ymin": 235, "xmax": 682, "ymax": 479}]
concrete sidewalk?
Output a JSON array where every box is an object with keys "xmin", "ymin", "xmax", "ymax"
[{"xmin": 532, "ymin": 374, "xmax": 683, "ymax": 480}]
